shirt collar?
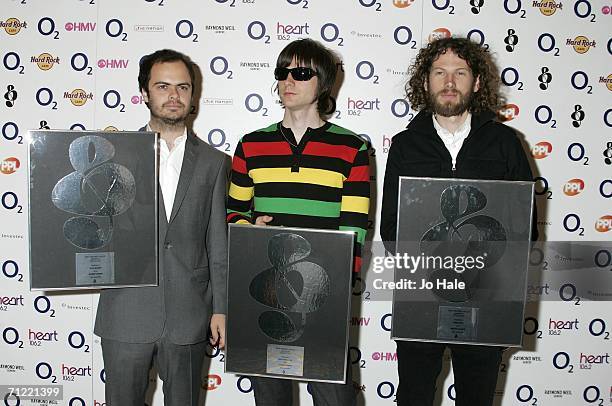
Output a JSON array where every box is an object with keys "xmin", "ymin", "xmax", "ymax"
[
  {"xmin": 147, "ymin": 124, "xmax": 188, "ymax": 149},
  {"xmin": 432, "ymin": 113, "xmax": 472, "ymax": 137}
]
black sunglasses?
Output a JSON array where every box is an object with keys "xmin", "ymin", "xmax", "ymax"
[{"xmin": 274, "ymin": 67, "xmax": 318, "ymax": 81}]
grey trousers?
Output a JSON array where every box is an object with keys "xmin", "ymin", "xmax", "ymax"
[{"xmin": 100, "ymin": 335, "xmax": 207, "ymax": 406}]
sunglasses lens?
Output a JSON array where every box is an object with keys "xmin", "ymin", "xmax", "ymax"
[
  {"xmin": 274, "ymin": 67, "xmax": 289, "ymax": 80},
  {"xmin": 275, "ymin": 67, "xmax": 316, "ymax": 81}
]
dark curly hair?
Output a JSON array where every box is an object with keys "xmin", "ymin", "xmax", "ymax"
[
  {"xmin": 138, "ymin": 49, "xmax": 196, "ymax": 94},
  {"xmin": 276, "ymin": 38, "xmax": 338, "ymax": 115},
  {"xmin": 406, "ymin": 37, "xmax": 501, "ymax": 113}
]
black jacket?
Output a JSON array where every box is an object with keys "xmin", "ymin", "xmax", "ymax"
[{"xmin": 380, "ymin": 110, "xmax": 538, "ymax": 250}]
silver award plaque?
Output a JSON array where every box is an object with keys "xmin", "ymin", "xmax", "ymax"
[
  {"xmin": 391, "ymin": 177, "xmax": 534, "ymax": 347},
  {"xmin": 225, "ymin": 224, "xmax": 354, "ymax": 383},
  {"xmin": 28, "ymin": 130, "xmax": 158, "ymax": 290}
]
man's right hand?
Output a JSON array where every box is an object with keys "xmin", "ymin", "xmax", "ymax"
[{"xmin": 254, "ymin": 215, "xmax": 273, "ymax": 226}]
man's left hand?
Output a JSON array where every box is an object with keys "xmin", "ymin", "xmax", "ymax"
[{"xmin": 210, "ymin": 314, "xmax": 226, "ymax": 349}]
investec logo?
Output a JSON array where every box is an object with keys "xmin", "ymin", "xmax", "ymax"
[
  {"xmin": 1, "ymin": 18, "xmax": 27, "ymax": 35},
  {"xmin": 64, "ymin": 88, "xmax": 93, "ymax": 106},
  {"xmin": 563, "ymin": 178, "xmax": 584, "ymax": 196},
  {"xmin": 31, "ymin": 53, "xmax": 60, "ymax": 70},
  {"xmin": 566, "ymin": 36, "xmax": 596, "ymax": 54},
  {"xmin": 1, "ymin": 157, "xmax": 20, "ymax": 174},
  {"xmin": 533, "ymin": 0, "xmax": 563, "ymax": 16}
]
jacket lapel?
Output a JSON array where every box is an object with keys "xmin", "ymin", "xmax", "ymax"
[{"xmin": 168, "ymin": 132, "xmax": 198, "ymax": 224}]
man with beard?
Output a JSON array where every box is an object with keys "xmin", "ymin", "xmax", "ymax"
[
  {"xmin": 380, "ymin": 38, "xmax": 537, "ymax": 406},
  {"xmin": 95, "ymin": 49, "xmax": 228, "ymax": 406}
]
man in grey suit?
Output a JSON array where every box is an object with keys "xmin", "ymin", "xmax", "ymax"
[{"xmin": 94, "ymin": 49, "xmax": 228, "ymax": 406}]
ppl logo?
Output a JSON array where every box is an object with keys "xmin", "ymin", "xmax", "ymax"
[
  {"xmin": 498, "ymin": 103, "xmax": 519, "ymax": 121},
  {"xmin": 65, "ymin": 22, "xmax": 96, "ymax": 32},
  {"xmin": 347, "ymin": 97, "xmax": 381, "ymax": 116},
  {"xmin": 563, "ymin": 178, "xmax": 584, "ymax": 196},
  {"xmin": 1, "ymin": 157, "xmax": 20, "ymax": 174},
  {"xmin": 64, "ymin": 89, "xmax": 93, "ymax": 106},
  {"xmin": 393, "ymin": 0, "xmax": 415, "ymax": 8},
  {"xmin": 533, "ymin": 0, "xmax": 563, "ymax": 16},
  {"xmin": 31, "ymin": 53, "xmax": 60, "ymax": 70},
  {"xmin": 97, "ymin": 59, "xmax": 129, "ymax": 69},
  {"xmin": 532, "ymin": 142, "xmax": 552, "ymax": 159},
  {"xmin": 566, "ymin": 36, "xmax": 596, "ymax": 54},
  {"xmin": 428, "ymin": 28, "xmax": 451, "ymax": 42},
  {"xmin": 205, "ymin": 374, "xmax": 222, "ymax": 390},
  {"xmin": 1, "ymin": 18, "xmax": 27, "ymax": 35},
  {"xmin": 599, "ymin": 74, "xmax": 612, "ymax": 91},
  {"xmin": 595, "ymin": 215, "xmax": 612, "ymax": 232}
]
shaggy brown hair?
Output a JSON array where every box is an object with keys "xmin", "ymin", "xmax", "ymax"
[{"xmin": 406, "ymin": 37, "xmax": 501, "ymax": 113}]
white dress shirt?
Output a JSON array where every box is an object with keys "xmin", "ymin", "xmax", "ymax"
[
  {"xmin": 155, "ymin": 126, "xmax": 187, "ymax": 221},
  {"xmin": 432, "ymin": 113, "xmax": 472, "ymax": 170}
]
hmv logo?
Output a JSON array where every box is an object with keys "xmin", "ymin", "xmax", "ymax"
[{"xmin": 65, "ymin": 22, "xmax": 96, "ymax": 32}]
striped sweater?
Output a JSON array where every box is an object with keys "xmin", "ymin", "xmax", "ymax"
[{"xmin": 227, "ymin": 122, "xmax": 370, "ymax": 271}]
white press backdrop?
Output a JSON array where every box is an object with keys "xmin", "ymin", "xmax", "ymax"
[{"xmin": 1, "ymin": 0, "xmax": 611, "ymax": 405}]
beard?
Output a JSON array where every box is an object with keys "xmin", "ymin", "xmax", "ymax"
[
  {"xmin": 150, "ymin": 101, "xmax": 190, "ymax": 127},
  {"xmin": 428, "ymin": 89, "xmax": 473, "ymax": 117}
]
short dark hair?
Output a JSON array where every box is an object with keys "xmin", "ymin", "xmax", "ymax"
[
  {"xmin": 406, "ymin": 37, "xmax": 501, "ymax": 113},
  {"xmin": 276, "ymin": 38, "xmax": 338, "ymax": 115},
  {"xmin": 138, "ymin": 49, "xmax": 196, "ymax": 93}
]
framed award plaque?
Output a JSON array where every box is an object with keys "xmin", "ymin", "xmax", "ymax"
[
  {"xmin": 28, "ymin": 130, "xmax": 158, "ymax": 290},
  {"xmin": 391, "ymin": 177, "xmax": 534, "ymax": 347},
  {"xmin": 225, "ymin": 224, "xmax": 355, "ymax": 383}
]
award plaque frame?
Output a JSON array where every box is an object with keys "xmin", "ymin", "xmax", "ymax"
[
  {"xmin": 391, "ymin": 177, "xmax": 534, "ymax": 347},
  {"xmin": 225, "ymin": 224, "xmax": 355, "ymax": 383},
  {"xmin": 28, "ymin": 130, "xmax": 159, "ymax": 290}
]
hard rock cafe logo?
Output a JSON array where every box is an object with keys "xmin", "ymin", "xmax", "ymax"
[
  {"xmin": 31, "ymin": 53, "xmax": 60, "ymax": 70},
  {"xmin": 428, "ymin": 28, "xmax": 451, "ymax": 42},
  {"xmin": 599, "ymin": 74, "xmax": 612, "ymax": 91},
  {"xmin": 104, "ymin": 126, "xmax": 119, "ymax": 132},
  {"xmin": 533, "ymin": 0, "xmax": 563, "ymax": 16},
  {"xmin": 393, "ymin": 0, "xmax": 415, "ymax": 8},
  {"xmin": 64, "ymin": 89, "xmax": 93, "ymax": 106},
  {"xmin": 1, "ymin": 18, "xmax": 27, "ymax": 35},
  {"xmin": 566, "ymin": 36, "xmax": 596, "ymax": 54}
]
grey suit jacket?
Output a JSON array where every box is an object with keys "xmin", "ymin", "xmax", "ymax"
[{"xmin": 94, "ymin": 129, "xmax": 229, "ymax": 345}]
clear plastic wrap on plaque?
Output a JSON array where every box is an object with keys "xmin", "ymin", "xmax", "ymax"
[
  {"xmin": 28, "ymin": 130, "xmax": 158, "ymax": 290},
  {"xmin": 391, "ymin": 177, "xmax": 534, "ymax": 346},
  {"xmin": 226, "ymin": 224, "xmax": 354, "ymax": 383}
]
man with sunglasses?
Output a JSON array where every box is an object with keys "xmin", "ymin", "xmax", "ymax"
[{"xmin": 227, "ymin": 38, "xmax": 370, "ymax": 406}]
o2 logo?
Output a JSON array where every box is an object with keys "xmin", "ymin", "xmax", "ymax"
[
  {"xmin": 537, "ymin": 33, "xmax": 560, "ymax": 56},
  {"xmin": 210, "ymin": 56, "xmax": 233, "ymax": 79},
  {"xmin": 574, "ymin": 0, "xmax": 597, "ymax": 22},
  {"xmin": 380, "ymin": 313, "xmax": 392, "ymax": 332},
  {"xmin": 207, "ymin": 129, "xmax": 231, "ymax": 153},
  {"xmin": 37, "ymin": 17, "xmax": 60, "ymax": 39},
  {"xmin": 567, "ymin": 142, "xmax": 589, "ymax": 165},
  {"xmin": 533, "ymin": 176, "xmax": 552, "ymax": 199},
  {"xmin": 287, "ymin": 0, "xmax": 309, "ymax": 9},
  {"xmin": 244, "ymin": 93, "xmax": 269, "ymax": 117},
  {"xmin": 552, "ymin": 351, "xmax": 574, "ymax": 373},
  {"xmin": 376, "ymin": 381, "xmax": 396, "ymax": 400},
  {"xmin": 350, "ymin": 346, "xmax": 366, "ymax": 368},
  {"xmin": 36, "ymin": 361, "xmax": 58, "ymax": 383},
  {"xmin": 355, "ymin": 61, "xmax": 379, "ymax": 84},
  {"xmin": 504, "ymin": 0, "xmax": 527, "ymax": 18},
  {"xmin": 516, "ymin": 384, "xmax": 538, "ymax": 404},
  {"xmin": 70, "ymin": 53, "xmax": 93, "ymax": 75},
  {"xmin": 2, "ymin": 51, "xmax": 25, "ymax": 75},
  {"xmin": 432, "ymin": 0, "xmax": 456, "ymax": 15},
  {"xmin": 2, "ymin": 326, "xmax": 24, "ymax": 348},
  {"xmin": 563, "ymin": 213, "xmax": 584, "ymax": 236},
  {"xmin": 103, "ymin": 90, "xmax": 126, "ymax": 113},
  {"xmin": 524, "ymin": 316, "xmax": 543, "ymax": 338},
  {"xmin": 33, "ymin": 295, "xmax": 56, "ymax": 317},
  {"xmin": 144, "ymin": 0, "xmax": 166, "ymax": 6},
  {"xmin": 599, "ymin": 179, "xmax": 612, "ymax": 199},
  {"xmin": 2, "ymin": 259, "xmax": 23, "ymax": 282},
  {"xmin": 2, "ymin": 122, "xmax": 22, "ymax": 144},
  {"xmin": 236, "ymin": 376, "xmax": 253, "ymax": 393},
  {"xmin": 320, "ymin": 23, "xmax": 343, "ymax": 46},
  {"xmin": 359, "ymin": 0, "xmax": 382, "ymax": 12},
  {"xmin": 105, "ymin": 19, "xmax": 127, "ymax": 42},
  {"xmin": 205, "ymin": 344, "xmax": 226, "ymax": 362},
  {"xmin": 214, "ymin": 0, "xmax": 236, "ymax": 7},
  {"xmin": 504, "ymin": 29, "xmax": 519, "ymax": 52},
  {"xmin": 391, "ymin": 99, "xmax": 413, "ymax": 121},
  {"xmin": 1, "ymin": 191, "xmax": 23, "ymax": 214},
  {"xmin": 534, "ymin": 105, "xmax": 556, "ymax": 128},
  {"xmin": 467, "ymin": 29, "xmax": 490, "ymax": 51},
  {"xmin": 176, "ymin": 20, "xmax": 199, "ymax": 42},
  {"xmin": 583, "ymin": 386, "xmax": 604, "ymax": 404},
  {"xmin": 558, "ymin": 282, "xmax": 581, "ymax": 304},
  {"xmin": 571, "ymin": 71, "xmax": 593, "ymax": 94},
  {"xmin": 247, "ymin": 21, "xmax": 270, "ymax": 44},
  {"xmin": 68, "ymin": 331, "xmax": 90, "ymax": 352},
  {"xmin": 35, "ymin": 87, "xmax": 57, "ymax": 110},
  {"xmin": 393, "ymin": 26, "xmax": 416, "ymax": 48},
  {"xmin": 501, "ymin": 67, "xmax": 523, "ymax": 90},
  {"xmin": 588, "ymin": 318, "xmax": 610, "ymax": 340}
]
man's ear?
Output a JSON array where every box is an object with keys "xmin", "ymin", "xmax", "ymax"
[
  {"xmin": 141, "ymin": 89, "xmax": 149, "ymax": 103},
  {"xmin": 473, "ymin": 75, "xmax": 481, "ymax": 93},
  {"xmin": 424, "ymin": 79, "xmax": 428, "ymax": 92}
]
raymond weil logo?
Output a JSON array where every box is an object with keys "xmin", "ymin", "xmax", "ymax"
[
  {"xmin": 64, "ymin": 89, "xmax": 93, "ymax": 106},
  {"xmin": 1, "ymin": 157, "xmax": 20, "ymax": 174},
  {"xmin": 1, "ymin": 18, "xmax": 27, "ymax": 35},
  {"xmin": 533, "ymin": 0, "xmax": 563, "ymax": 16},
  {"xmin": 566, "ymin": 36, "xmax": 596, "ymax": 54},
  {"xmin": 31, "ymin": 53, "xmax": 60, "ymax": 70}
]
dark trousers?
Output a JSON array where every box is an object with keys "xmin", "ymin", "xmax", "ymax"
[
  {"xmin": 251, "ymin": 357, "xmax": 356, "ymax": 406},
  {"xmin": 101, "ymin": 335, "xmax": 207, "ymax": 406},
  {"xmin": 396, "ymin": 341, "xmax": 503, "ymax": 406}
]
